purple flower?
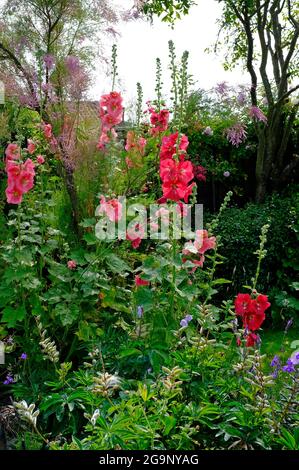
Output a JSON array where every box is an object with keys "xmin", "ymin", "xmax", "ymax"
[
  {"xmin": 216, "ymin": 81, "xmax": 228, "ymax": 95},
  {"xmin": 290, "ymin": 350, "xmax": 299, "ymax": 366},
  {"xmin": 43, "ymin": 54, "xmax": 55, "ymax": 70},
  {"xmin": 226, "ymin": 123, "xmax": 247, "ymax": 147},
  {"xmin": 285, "ymin": 318, "xmax": 293, "ymax": 332},
  {"xmin": 203, "ymin": 126, "xmax": 213, "ymax": 136},
  {"xmin": 137, "ymin": 306, "xmax": 143, "ymax": 319},
  {"xmin": 3, "ymin": 373, "xmax": 14, "ymax": 385},
  {"xmin": 20, "ymin": 353, "xmax": 27, "ymax": 360},
  {"xmin": 180, "ymin": 314, "xmax": 193, "ymax": 328},
  {"xmin": 237, "ymin": 91, "xmax": 247, "ymax": 106},
  {"xmin": 282, "ymin": 359, "xmax": 296, "ymax": 373},
  {"xmin": 270, "ymin": 355, "xmax": 281, "ymax": 368},
  {"xmin": 65, "ymin": 55, "xmax": 80, "ymax": 74},
  {"xmin": 223, "ymin": 171, "xmax": 230, "ymax": 178},
  {"xmin": 249, "ymin": 106, "xmax": 267, "ymax": 123}
]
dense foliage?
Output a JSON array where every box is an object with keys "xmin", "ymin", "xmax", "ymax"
[{"xmin": 0, "ymin": 2, "xmax": 298, "ymax": 453}]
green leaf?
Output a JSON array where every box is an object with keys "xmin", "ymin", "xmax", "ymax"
[
  {"xmin": 119, "ymin": 348, "xmax": 142, "ymax": 358},
  {"xmin": 211, "ymin": 278, "xmax": 232, "ymax": 285},
  {"xmin": 1, "ymin": 305, "xmax": 26, "ymax": 327},
  {"xmin": 106, "ymin": 254, "xmax": 131, "ymax": 273},
  {"xmin": 134, "ymin": 287, "xmax": 154, "ymax": 312},
  {"xmin": 83, "ymin": 233, "xmax": 97, "ymax": 245}
]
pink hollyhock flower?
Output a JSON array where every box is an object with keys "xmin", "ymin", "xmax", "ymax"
[
  {"xmin": 155, "ymin": 207, "xmax": 170, "ymax": 222},
  {"xmin": 138, "ymin": 137, "xmax": 147, "ymax": 153},
  {"xmin": 97, "ymin": 132, "xmax": 110, "ymax": 149},
  {"xmin": 27, "ymin": 139, "xmax": 36, "ymax": 155},
  {"xmin": 126, "ymin": 223, "xmax": 145, "ymax": 249},
  {"xmin": 150, "ymin": 222, "xmax": 159, "ymax": 232},
  {"xmin": 23, "ymin": 159, "xmax": 35, "ymax": 176},
  {"xmin": 16, "ymin": 171, "xmax": 34, "ymax": 193},
  {"xmin": 194, "ymin": 230, "xmax": 216, "ymax": 254},
  {"xmin": 160, "ymin": 132, "xmax": 189, "ymax": 160},
  {"xmin": 226, "ymin": 123, "xmax": 247, "ymax": 147},
  {"xmin": 99, "ymin": 196, "xmax": 122, "ymax": 222},
  {"xmin": 5, "ymin": 143, "xmax": 20, "ymax": 161},
  {"xmin": 37, "ymin": 155, "xmax": 45, "ymax": 164},
  {"xmin": 161, "ymin": 180, "xmax": 187, "ymax": 202},
  {"xmin": 149, "ymin": 108, "xmax": 169, "ymax": 135},
  {"xmin": 6, "ymin": 162, "xmax": 22, "ymax": 178},
  {"xmin": 125, "ymin": 131, "xmax": 147, "ymax": 155},
  {"xmin": 43, "ymin": 123, "xmax": 52, "ymax": 139},
  {"xmin": 6, "ymin": 184, "xmax": 23, "ymax": 204},
  {"xmin": 183, "ymin": 182, "xmax": 196, "ymax": 203},
  {"xmin": 135, "ymin": 275, "xmax": 150, "ymax": 287},
  {"xmin": 249, "ymin": 106, "xmax": 267, "ymax": 123},
  {"xmin": 67, "ymin": 260, "xmax": 77, "ymax": 270},
  {"xmin": 176, "ymin": 202, "xmax": 188, "ymax": 217}
]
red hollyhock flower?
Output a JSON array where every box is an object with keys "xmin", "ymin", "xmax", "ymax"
[
  {"xmin": 243, "ymin": 309, "xmax": 265, "ymax": 331},
  {"xmin": 234, "ymin": 293, "xmax": 252, "ymax": 316},
  {"xmin": 160, "ymin": 132, "xmax": 189, "ymax": 160},
  {"xmin": 246, "ymin": 332, "xmax": 259, "ymax": 347},
  {"xmin": 251, "ymin": 294, "xmax": 271, "ymax": 315},
  {"xmin": 135, "ymin": 275, "xmax": 150, "ymax": 287}
]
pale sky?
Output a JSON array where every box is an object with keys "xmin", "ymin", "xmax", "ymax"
[
  {"xmin": 0, "ymin": 0, "xmax": 248, "ymax": 103},
  {"xmin": 93, "ymin": 0, "xmax": 247, "ymax": 103}
]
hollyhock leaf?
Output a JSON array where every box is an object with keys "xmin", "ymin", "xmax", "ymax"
[
  {"xmin": 83, "ymin": 233, "xmax": 97, "ymax": 245},
  {"xmin": 79, "ymin": 218, "xmax": 96, "ymax": 228},
  {"xmin": 134, "ymin": 287, "xmax": 154, "ymax": 313},
  {"xmin": 106, "ymin": 254, "xmax": 131, "ymax": 273},
  {"xmin": 1, "ymin": 305, "xmax": 26, "ymax": 327}
]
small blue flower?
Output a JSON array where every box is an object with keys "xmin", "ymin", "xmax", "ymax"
[
  {"xmin": 282, "ymin": 359, "xmax": 295, "ymax": 373},
  {"xmin": 270, "ymin": 355, "xmax": 280, "ymax": 368},
  {"xmin": 285, "ymin": 318, "xmax": 293, "ymax": 332},
  {"xmin": 137, "ymin": 306, "xmax": 143, "ymax": 319},
  {"xmin": 3, "ymin": 373, "xmax": 14, "ymax": 385},
  {"xmin": 20, "ymin": 353, "xmax": 27, "ymax": 360},
  {"xmin": 180, "ymin": 315, "xmax": 193, "ymax": 328}
]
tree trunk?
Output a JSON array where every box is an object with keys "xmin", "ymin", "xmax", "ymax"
[{"xmin": 255, "ymin": 109, "xmax": 291, "ymax": 202}]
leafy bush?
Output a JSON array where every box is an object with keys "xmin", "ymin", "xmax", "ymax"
[{"xmin": 207, "ymin": 190, "xmax": 299, "ymax": 323}]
